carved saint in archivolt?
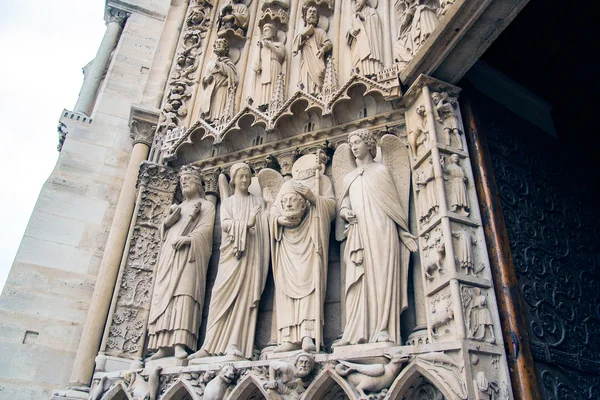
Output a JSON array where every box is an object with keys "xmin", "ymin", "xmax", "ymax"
[
  {"xmin": 199, "ymin": 38, "xmax": 238, "ymax": 124},
  {"xmin": 346, "ymin": 0, "xmax": 383, "ymax": 77},
  {"xmin": 332, "ymin": 129, "xmax": 418, "ymax": 347},
  {"xmin": 292, "ymin": 4, "xmax": 333, "ymax": 94},
  {"xmin": 254, "ymin": 23, "xmax": 286, "ymax": 109}
]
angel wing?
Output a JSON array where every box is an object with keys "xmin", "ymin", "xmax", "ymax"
[
  {"xmin": 331, "ymin": 143, "xmax": 357, "ymax": 241},
  {"xmin": 380, "ymin": 134, "xmax": 411, "ymax": 218},
  {"xmin": 219, "ymin": 173, "xmax": 231, "ymax": 200},
  {"xmin": 257, "ymin": 168, "xmax": 284, "ymax": 205}
]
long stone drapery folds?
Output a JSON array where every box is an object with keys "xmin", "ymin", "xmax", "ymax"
[
  {"xmin": 190, "ymin": 163, "xmax": 270, "ymax": 360},
  {"xmin": 269, "ymin": 155, "xmax": 336, "ymax": 353},
  {"xmin": 147, "ymin": 167, "xmax": 215, "ymax": 360},
  {"xmin": 346, "ymin": 0, "xmax": 384, "ymax": 76}
]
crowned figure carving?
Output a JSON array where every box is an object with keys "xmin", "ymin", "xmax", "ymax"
[
  {"xmin": 188, "ymin": 163, "xmax": 270, "ymax": 361},
  {"xmin": 147, "ymin": 166, "xmax": 215, "ymax": 360},
  {"xmin": 332, "ymin": 129, "xmax": 418, "ymax": 347}
]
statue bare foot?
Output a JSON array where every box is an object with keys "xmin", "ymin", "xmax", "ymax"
[
  {"xmin": 301, "ymin": 337, "xmax": 316, "ymax": 352},
  {"xmin": 174, "ymin": 344, "xmax": 188, "ymax": 359},
  {"xmin": 273, "ymin": 341, "xmax": 300, "ymax": 353},
  {"xmin": 150, "ymin": 347, "xmax": 170, "ymax": 360},
  {"xmin": 225, "ymin": 345, "xmax": 243, "ymax": 358},
  {"xmin": 187, "ymin": 349, "xmax": 210, "ymax": 360},
  {"xmin": 376, "ymin": 331, "xmax": 392, "ymax": 343}
]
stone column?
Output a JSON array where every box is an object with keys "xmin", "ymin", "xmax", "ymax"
[
  {"xmin": 73, "ymin": 7, "xmax": 128, "ymax": 116},
  {"xmin": 69, "ymin": 109, "xmax": 157, "ymax": 386}
]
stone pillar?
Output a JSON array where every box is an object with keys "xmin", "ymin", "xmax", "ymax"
[
  {"xmin": 69, "ymin": 110, "xmax": 157, "ymax": 386},
  {"xmin": 140, "ymin": 0, "xmax": 190, "ymax": 110},
  {"xmin": 73, "ymin": 7, "xmax": 128, "ymax": 116}
]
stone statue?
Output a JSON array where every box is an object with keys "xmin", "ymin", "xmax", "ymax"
[
  {"xmin": 218, "ymin": 0, "xmax": 250, "ymax": 38},
  {"xmin": 264, "ymin": 353, "xmax": 315, "ymax": 399},
  {"xmin": 188, "ymin": 163, "xmax": 270, "ymax": 360},
  {"xmin": 443, "ymin": 154, "xmax": 469, "ymax": 215},
  {"xmin": 147, "ymin": 166, "xmax": 215, "ymax": 360},
  {"xmin": 432, "ymin": 91, "xmax": 463, "ymax": 149},
  {"xmin": 204, "ymin": 364, "xmax": 239, "ymax": 400},
  {"xmin": 266, "ymin": 154, "xmax": 336, "ymax": 352},
  {"xmin": 452, "ymin": 230, "xmax": 474, "ymax": 275},
  {"xmin": 346, "ymin": 0, "xmax": 383, "ymax": 77},
  {"xmin": 292, "ymin": 5, "xmax": 333, "ymax": 94},
  {"xmin": 332, "ymin": 129, "xmax": 418, "ymax": 347},
  {"xmin": 254, "ymin": 23, "xmax": 286, "ymax": 109},
  {"xmin": 200, "ymin": 38, "xmax": 238, "ymax": 124},
  {"xmin": 394, "ymin": 0, "xmax": 439, "ymax": 69}
]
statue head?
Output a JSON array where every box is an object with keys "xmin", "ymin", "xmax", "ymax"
[
  {"xmin": 293, "ymin": 353, "xmax": 315, "ymax": 378},
  {"xmin": 431, "ymin": 92, "xmax": 442, "ymax": 105},
  {"xmin": 180, "ymin": 166, "xmax": 204, "ymax": 199},
  {"xmin": 262, "ymin": 23, "xmax": 277, "ymax": 40},
  {"xmin": 214, "ymin": 38, "xmax": 230, "ymax": 57},
  {"xmin": 354, "ymin": 0, "xmax": 367, "ymax": 11},
  {"xmin": 473, "ymin": 287, "xmax": 482, "ymax": 296},
  {"xmin": 348, "ymin": 129, "xmax": 377, "ymax": 159},
  {"xmin": 280, "ymin": 190, "xmax": 307, "ymax": 221},
  {"xmin": 449, "ymin": 154, "xmax": 459, "ymax": 164},
  {"xmin": 229, "ymin": 163, "xmax": 252, "ymax": 193},
  {"xmin": 302, "ymin": 4, "xmax": 319, "ymax": 26}
]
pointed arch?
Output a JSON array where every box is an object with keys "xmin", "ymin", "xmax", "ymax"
[
  {"xmin": 227, "ymin": 374, "xmax": 270, "ymax": 400},
  {"xmin": 161, "ymin": 379, "xmax": 201, "ymax": 400},
  {"xmin": 385, "ymin": 360, "xmax": 459, "ymax": 400},
  {"xmin": 101, "ymin": 382, "xmax": 132, "ymax": 400},
  {"xmin": 303, "ymin": 368, "xmax": 357, "ymax": 399}
]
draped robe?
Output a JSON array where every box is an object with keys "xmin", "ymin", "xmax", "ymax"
[
  {"xmin": 148, "ymin": 199, "xmax": 215, "ymax": 351},
  {"xmin": 200, "ymin": 56, "xmax": 238, "ymax": 122},
  {"xmin": 339, "ymin": 162, "xmax": 411, "ymax": 345},
  {"xmin": 445, "ymin": 163, "xmax": 469, "ymax": 210},
  {"xmin": 257, "ymin": 40, "xmax": 286, "ymax": 107},
  {"xmin": 270, "ymin": 177, "xmax": 336, "ymax": 344},
  {"xmin": 293, "ymin": 26, "xmax": 332, "ymax": 93},
  {"xmin": 201, "ymin": 194, "xmax": 270, "ymax": 358},
  {"xmin": 347, "ymin": 5, "xmax": 383, "ymax": 76}
]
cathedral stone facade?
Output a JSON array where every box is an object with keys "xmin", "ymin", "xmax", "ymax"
[{"xmin": 5, "ymin": 0, "xmax": 596, "ymax": 399}]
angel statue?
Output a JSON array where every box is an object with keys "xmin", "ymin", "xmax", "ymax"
[
  {"xmin": 332, "ymin": 129, "xmax": 418, "ymax": 347},
  {"xmin": 188, "ymin": 163, "xmax": 270, "ymax": 361},
  {"xmin": 260, "ymin": 153, "xmax": 336, "ymax": 353}
]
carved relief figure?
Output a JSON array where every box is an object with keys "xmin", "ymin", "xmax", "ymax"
[
  {"xmin": 254, "ymin": 23, "xmax": 286, "ymax": 109},
  {"xmin": 269, "ymin": 154, "xmax": 336, "ymax": 352},
  {"xmin": 432, "ymin": 91, "xmax": 463, "ymax": 149},
  {"xmin": 204, "ymin": 364, "xmax": 239, "ymax": 400},
  {"xmin": 474, "ymin": 371, "xmax": 503, "ymax": 400},
  {"xmin": 333, "ymin": 130, "xmax": 418, "ymax": 347},
  {"xmin": 200, "ymin": 38, "xmax": 238, "ymax": 124},
  {"xmin": 218, "ymin": 0, "xmax": 250, "ymax": 38},
  {"xmin": 463, "ymin": 287, "xmax": 496, "ymax": 344},
  {"xmin": 147, "ymin": 166, "xmax": 215, "ymax": 360},
  {"xmin": 443, "ymin": 154, "xmax": 470, "ymax": 216},
  {"xmin": 188, "ymin": 164, "xmax": 269, "ymax": 360},
  {"xmin": 394, "ymin": 0, "xmax": 439, "ymax": 70},
  {"xmin": 292, "ymin": 5, "xmax": 333, "ymax": 94},
  {"xmin": 335, "ymin": 352, "xmax": 410, "ymax": 398},
  {"xmin": 346, "ymin": 0, "xmax": 383, "ymax": 77},
  {"xmin": 407, "ymin": 105, "xmax": 429, "ymax": 160},
  {"xmin": 452, "ymin": 230, "xmax": 475, "ymax": 275},
  {"xmin": 264, "ymin": 353, "xmax": 315, "ymax": 399}
]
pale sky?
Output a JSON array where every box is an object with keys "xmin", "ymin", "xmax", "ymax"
[{"xmin": 0, "ymin": 0, "xmax": 106, "ymax": 292}]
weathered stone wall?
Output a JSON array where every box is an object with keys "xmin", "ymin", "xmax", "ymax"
[{"xmin": 0, "ymin": 4, "xmax": 166, "ymax": 398}]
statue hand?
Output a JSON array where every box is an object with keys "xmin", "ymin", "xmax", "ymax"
[
  {"xmin": 278, "ymin": 216, "xmax": 299, "ymax": 227},
  {"xmin": 164, "ymin": 206, "xmax": 181, "ymax": 227},
  {"xmin": 264, "ymin": 381, "xmax": 278, "ymax": 391},
  {"xmin": 248, "ymin": 205, "xmax": 261, "ymax": 229},
  {"xmin": 253, "ymin": 64, "xmax": 262, "ymax": 74},
  {"xmin": 343, "ymin": 209, "xmax": 357, "ymax": 224},
  {"xmin": 173, "ymin": 236, "xmax": 192, "ymax": 250},
  {"xmin": 203, "ymin": 75, "xmax": 213, "ymax": 85},
  {"xmin": 293, "ymin": 182, "xmax": 315, "ymax": 204},
  {"xmin": 399, "ymin": 231, "xmax": 418, "ymax": 252},
  {"xmin": 316, "ymin": 48, "xmax": 323, "ymax": 58}
]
